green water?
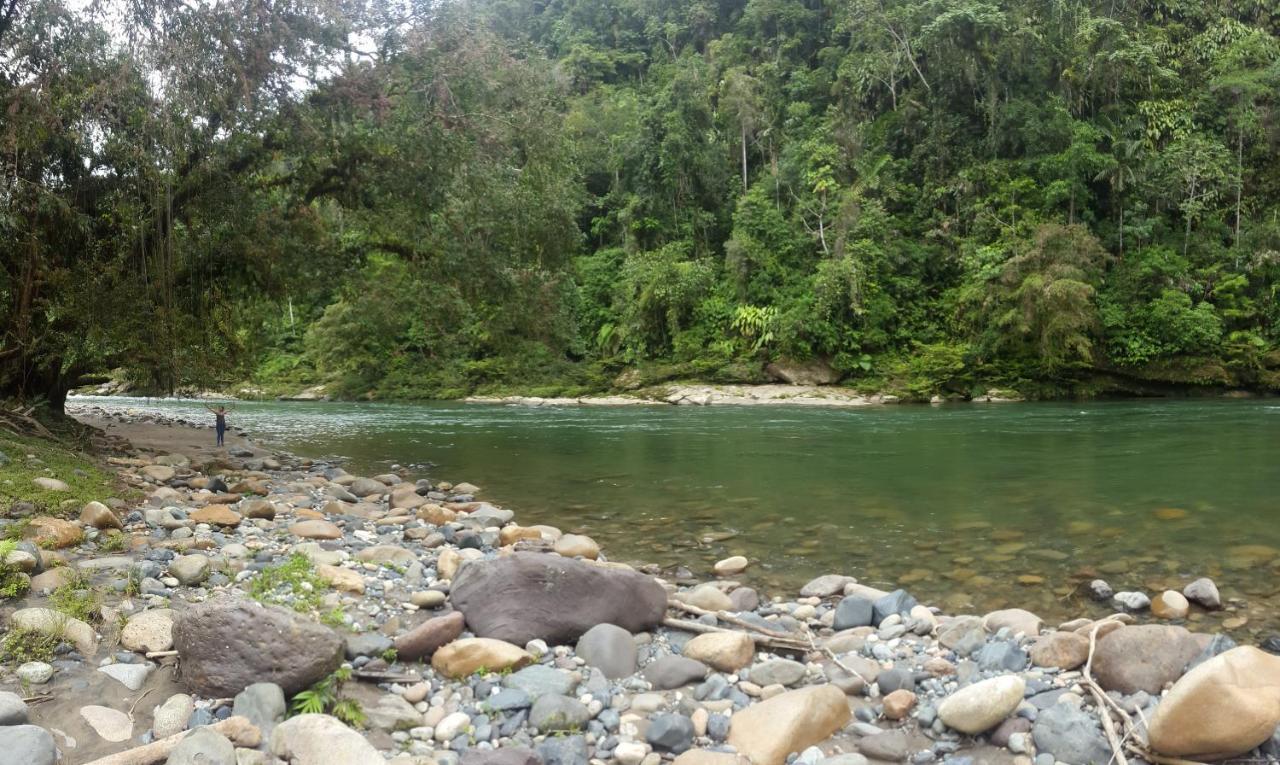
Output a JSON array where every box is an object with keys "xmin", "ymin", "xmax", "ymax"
[{"xmin": 73, "ymin": 396, "xmax": 1280, "ymax": 636}]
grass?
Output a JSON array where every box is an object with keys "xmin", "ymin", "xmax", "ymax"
[
  {"xmin": 0, "ymin": 539, "xmax": 30, "ymax": 599},
  {"xmin": 49, "ymin": 570, "xmax": 101, "ymax": 622},
  {"xmin": 97, "ymin": 532, "xmax": 127, "ymax": 552},
  {"xmin": 249, "ymin": 553, "xmax": 328, "ymax": 613},
  {"xmin": 0, "ymin": 628, "xmax": 61, "ymax": 664},
  {"xmin": 0, "ymin": 430, "xmax": 118, "ymax": 514}
]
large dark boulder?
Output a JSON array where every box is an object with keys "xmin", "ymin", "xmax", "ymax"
[
  {"xmin": 173, "ymin": 598, "xmax": 344, "ymax": 696},
  {"xmin": 450, "ymin": 553, "xmax": 667, "ymax": 645}
]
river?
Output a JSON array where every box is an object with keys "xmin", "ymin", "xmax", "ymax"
[{"xmin": 72, "ymin": 395, "xmax": 1280, "ymax": 637}]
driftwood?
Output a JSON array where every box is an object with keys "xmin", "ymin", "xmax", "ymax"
[
  {"xmin": 662, "ymin": 617, "xmax": 810, "ymax": 653},
  {"xmin": 353, "ymin": 670, "xmax": 421, "ymax": 683},
  {"xmin": 667, "ymin": 599, "xmax": 800, "ymax": 640},
  {"xmin": 81, "ymin": 716, "xmax": 261, "ymax": 765}
]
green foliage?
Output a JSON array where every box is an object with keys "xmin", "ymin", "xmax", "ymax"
[
  {"xmin": 291, "ymin": 666, "xmax": 366, "ymax": 727},
  {"xmin": 249, "ymin": 553, "xmax": 327, "ymax": 614},
  {"xmin": 0, "ymin": 432, "xmax": 116, "ymax": 512},
  {"xmin": 0, "ymin": 628, "xmax": 60, "ymax": 664},
  {"xmin": 50, "ymin": 570, "xmax": 101, "ymax": 622},
  {"xmin": 7, "ymin": 0, "xmax": 1280, "ymax": 402},
  {"xmin": 0, "ymin": 540, "xmax": 29, "ymax": 599}
]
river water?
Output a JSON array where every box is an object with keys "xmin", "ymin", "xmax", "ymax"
[{"xmin": 73, "ymin": 395, "xmax": 1280, "ymax": 637}]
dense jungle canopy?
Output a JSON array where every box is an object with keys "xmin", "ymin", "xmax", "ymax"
[{"xmin": 2, "ymin": 0, "xmax": 1280, "ymax": 408}]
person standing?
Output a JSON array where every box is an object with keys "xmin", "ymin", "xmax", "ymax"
[{"xmin": 205, "ymin": 404, "xmax": 229, "ymax": 446}]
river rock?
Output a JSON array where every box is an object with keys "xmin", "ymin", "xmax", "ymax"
[
  {"xmin": 858, "ymin": 729, "xmax": 909, "ymax": 761},
  {"xmin": 121, "ymin": 608, "xmax": 175, "ymax": 653},
  {"xmin": 504, "ymin": 665, "xmax": 576, "ymax": 699},
  {"xmin": 1031, "ymin": 703, "xmax": 1111, "ymax": 765},
  {"xmin": 16, "ymin": 662, "xmax": 53, "ymax": 684},
  {"xmin": 142, "ymin": 464, "xmax": 176, "ymax": 482},
  {"xmin": 800, "ymin": 575, "xmax": 855, "ymax": 598},
  {"xmin": 1151, "ymin": 590, "xmax": 1190, "ymax": 619},
  {"xmin": 431, "ymin": 638, "xmax": 534, "ymax": 679},
  {"xmin": 80, "ymin": 501, "xmax": 122, "ymax": 530},
  {"xmin": 394, "ymin": 612, "xmax": 465, "ymax": 661},
  {"xmin": 937, "ymin": 675, "xmax": 1025, "ymax": 734},
  {"xmin": 366, "ymin": 693, "xmax": 422, "ymax": 731},
  {"xmin": 0, "ymin": 725, "xmax": 56, "ymax": 765},
  {"xmin": 232, "ymin": 683, "xmax": 286, "ymax": 740},
  {"xmin": 270, "ymin": 714, "xmax": 383, "ymax": 765},
  {"xmin": 81, "ymin": 705, "xmax": 133, "ymax": 741},
  {"xmin": 99, "ymin": 662, "xmax": 151, "ymax": 690},
  {"xmin": 872, "ymin": 589, "xmax": 917, "ymax": 624},
  {"xmin": 172, "ymin": 597, "xmax": 343, "ymax": 696},
  {"xmin": 1147, "ymin": 646, "xmax": 1280, "ymax": 759},
  {"xmin": 1183, "ymin": 578, "xmax": 1221, "ymax": 610},
  {"xmin": 289, "ymin": 520, "xmax": 342, "ymax": 539},
  {"xmin": 530, "ymin": 694, "xmax": 591, "ymax": 732},
  {"xmin": 241, "ymin": 499, "xmax": 276, "ymax": 519},
  {"xmin": 672, "ymin": 753, "xmax": 750, "ymax": 765},
  {"xmin": 315, "ymin": 563, "xmax": 365, "ymax": 594},
  {"xmin": 32, "ymin": 477, "xmax": 70, "ymax": 491},
  {"xmin": 833, "ymin": 596, "xmax": 874, "ymax": 630},
  {"xmin": 648, "ymin": 713, "xmax": 696, "ymax": 753},
  {"xmin": 169, "ymin": 553, "xmax": 210, "ymax": 585},
  {"xmin": 714, "ymin": 556, "xmax": 749, "ymax": 576},
  {"xmin": 537, "ymin": 735, "xmax": 589, "ymax": 765},
  {"xmin": 1113, "ymin": 591, "xmax": 1151, "ymax": 611},
  {"xmin": 348, "ymin": 477, "xmax": 386, "ymax": 497},
  {"xmin": 645, "ymin": 656, "xmax": 710, "ymax": 689},
  {"xmin": 354, "ymin": 544, "xmax": 417, "ymax": 566},
  {"xmin": 189, "ymin": 506, "xmax": 241, "ymax": 527},
  {"xmin": 463, "ymin": 748, "xmax": 542, "ymax": 765},
  {"xmin": 678, "ymin": 583, "xmax": 735, "ymax": 612},
  {"xmin": 153, "ymin": 693, "xmax": 195, "ymax": 738},
  {"xmin": 575, "ymin": 623, "xmax": 637, "ymax": 679},
  {"xmin": 982, "ymin": 608, "xmax": 1042, "ymax": 637},
  {"xmin": 554, "ymin": 534, "xmax": 600, "ymax": 559},
  {"xmin": 1029, "ymin": 631, "xmax": 1089, "ymax": 670},
  {"xmin": 938, "ymin": 615, "xmax": 986, "ymax": 656},
  {"xmin": 682, "ymin": 632, "xmax": 754, "ymax": 672},
  {"xmin": 749, "ymin": 659, "xmax": 806, "ymax": 687},
  {"xmin": 449, "ymin": 553, "xmax": 667, "ymax": 644},
  {"xmin": 11, "ymin": 607, "xmax": 98, "ymax": 655},
  {"xmin": 1092, "ymin": 625, "xmax": 1202, "ymax": 694},
  {"xmin": 168, "ymin": 727, "xmax": 236, "ymax": 765},
  {"xmin": 726, "ymin": 685, "xmax": 852, "ymax": 765},
  {"xmin": 883, "ymin": 689, "xmax": 916, "ymax": 720},
  {"xmin": 27, "ymin": 516, "xmax": 81, "ymax": 548},
  {"xmin": 0, "ymin": 692, "xmax": 26, "ymax": 725}
]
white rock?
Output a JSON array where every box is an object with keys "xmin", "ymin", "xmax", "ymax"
[
  {"xmin": 98, "ymin": 663, "xmax": 152, "ymax": 691},
  {"xmin": 937, "ymin": 675, "xmax": 1025, "ymax": 734},
  {"xmin": 434, "ymin": 711, "xmax": 470, "ymax": 742},
  {"xmin": 615, "ymin": 741, "xmax": 649, "ymax": 765},
  {"xmin": 152, "ymin": 693, "xmax": 194, "ymax": 738},
  {"xmin": 80, "ymin": 705, "xmax": 133, "ymax": 742},
  {"xmin": 16, "ymin": 662, "xmax": 53, "ymax": 684}
]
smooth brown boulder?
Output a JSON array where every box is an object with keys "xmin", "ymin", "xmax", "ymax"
[
  {"xmin": 726, "ymin": 685, "xmax": 851, "ymax": 765},
  {"xmin": 289, "ymin": 520, "xmax": 342, "ymax": 540},
  {"xmin": 1148, "ymin": 646, "xmax": 1280, "ymax": 760},
  {"xmin": 1151, "ymin": 590, "xmax": 1190, "ymax": 620},
  {"xmin": 682, "ymin": 632, "xmax": 754, "ymax": 672},
  {"xmin": 431, "ymin": 638, "xmax": 533, "ymax": 679},
  {"xmin": 172, "ymin": 598, "xmax": 343, "ymax": 696},
  {"xmin": 190, "ymin": 506, "xmax": 242, "ymax": 527},
  {"xmin": 1092, "ymin": 624, "xmax": 1202, "ymax": 694},
  {"xmin": 394, "ymin": 612, "xmax": 465, "ymax": 661},
  {"xmin": 240, "ymin": 499, "xmax": 277, "ymax": 520},
  {"xmin": 1029, "ymin": 632, "xmax": 1089, "ymax": 670},
  {"xmin": 449, "ymin": 553, "xmax": 667, "ymax": 644},
  {"xmin": 80, "ymin": 501, "xmax": 123, "ymax": 530},
  {"xmin": 26, "ymin": 516, "xmax": 82, "ymax": 548}
]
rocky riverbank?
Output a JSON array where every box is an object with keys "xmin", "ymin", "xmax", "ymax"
[{"xmin": 0, "ymin": 414, "xmax": 1278, "ymax": 765}]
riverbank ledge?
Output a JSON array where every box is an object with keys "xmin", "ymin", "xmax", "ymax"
[{"xmin": 0, "ymin": 413, "xmax": 1277, "ymax": 765}]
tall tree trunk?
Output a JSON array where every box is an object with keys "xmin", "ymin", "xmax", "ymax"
[
  {"xmin": 1235, "ymin": 127, "xmax": 1244, "ymax": 245},
  {"xmin": 741, "ymin": 124, "xmax": 748, "ymax": 192}
]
